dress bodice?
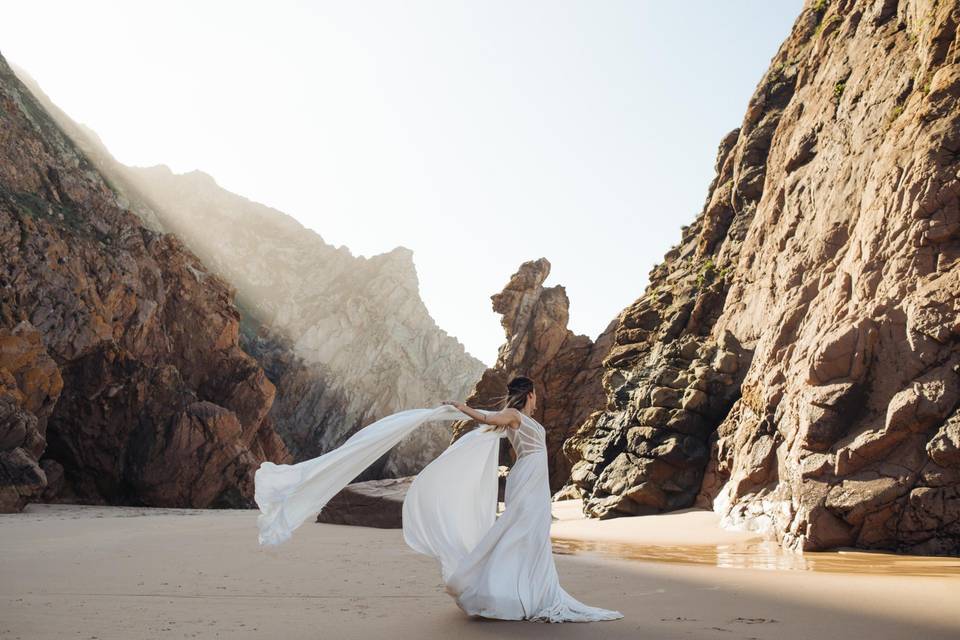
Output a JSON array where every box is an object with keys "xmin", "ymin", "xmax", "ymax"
[{"xmin": 505, "ymin": 413, "xmax": 547, "ymax": 458}]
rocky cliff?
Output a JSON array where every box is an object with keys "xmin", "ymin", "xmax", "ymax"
[
  {"xmin": 451, "ymin": 259, "xmax": 616, "ymax": 492},
  {"xmin": 14, "ymin": 71, "xmax": 488, "ymax": 479},
  {"xmin": 0, "ymin": 323, "xmax": 63, "ymax": 511},
  {"xmin": 0, "ymin": 52, "xmax": 290, "ymax": 510},
  {"xmin": 566, "ymin": 0, "xmax": 960, "ymax": 554},
  {"xmin": 117, "ymin": 168, "xmax": 485, "ymax": 478}
]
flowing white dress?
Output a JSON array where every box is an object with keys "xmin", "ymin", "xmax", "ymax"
[{"xmin": 254, "ymin": 404, "xmax": 623, "ymax": 623}]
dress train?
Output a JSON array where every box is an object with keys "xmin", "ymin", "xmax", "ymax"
[{"xmin": 254, "ymin": 404, "xmax": 623, "ymax": 622}]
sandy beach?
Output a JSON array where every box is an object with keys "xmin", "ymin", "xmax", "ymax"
[{"xmin": 1, "ymin": 500, "xmax": 958, "ymax": 640}]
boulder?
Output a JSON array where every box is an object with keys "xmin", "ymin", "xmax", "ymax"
[{"xmin": 317, "ymin": 477, "xmax": 414, "ymax": 528}]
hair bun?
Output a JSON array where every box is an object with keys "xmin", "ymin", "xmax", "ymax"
[
  {"xmin": 506, "ymin": 375, "xmax": 534, "ymax": 393},
  {"xmin": 500, "ymin": 376, "xmax": 534, "ymax": 412}
]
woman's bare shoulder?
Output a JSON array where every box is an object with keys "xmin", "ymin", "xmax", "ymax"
[
  {"xmin": 482, "ymin": 407, "xmax": 522, "ymax": 429},
  {"xmin": 502, "ymin": 407, "xmax": 523, "ymax": 427}
]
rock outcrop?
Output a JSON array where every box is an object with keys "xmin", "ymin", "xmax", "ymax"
[
  {"xmin": 316, "ymin": 476, "xmax": 413, "ymax": 528},
  {"xmin": 566, "ymin": 0, "xmax": 960, "ymax": 554},
  {"xmin": 13, "ymin": 69, "xmax": 487, "ymax": 479},
  {"xmin": 0, "ymin": 52, "xmax": 290, "ymax": 510},
  {"xmin": 118, "ymin": 167, "xmax": 486, "ymax": 478},
  {"xmin": 0, "ymin": 322, "xmax": 63, "ymax": 511},
  {"xmin": 452, "ymin": 259, "xmax": 616, "ymax": 492},
  {"xmin": 316, "ymin": 468, "xmax": 510, "ymax": 529}
]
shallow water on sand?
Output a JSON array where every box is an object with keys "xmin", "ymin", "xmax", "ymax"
[{"xmin": 551, "ymin": 538, "xmax": 960, "ymax": 578}]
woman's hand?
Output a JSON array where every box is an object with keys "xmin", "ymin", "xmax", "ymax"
[{"xmin": 442, "ymin": 400, "xmax": 466, "ymax": 412}]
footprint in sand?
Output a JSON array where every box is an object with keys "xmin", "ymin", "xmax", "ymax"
[{"xmin": 731, "ymin": 617, "xmax": 779, "ymax": 624}]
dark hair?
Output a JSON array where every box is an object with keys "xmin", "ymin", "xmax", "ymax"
[
  {"xmin": 482, "ymin": 376, "xmax": 535, "ymax": 433},
  {"xmin": 502, "ymin": 376, "xmax": 535, "ymax": 411}
]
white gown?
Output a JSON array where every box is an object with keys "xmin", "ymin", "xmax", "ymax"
[{"xmin": 254, "ymin": 404, "xmax": 623, "ymax": 623}]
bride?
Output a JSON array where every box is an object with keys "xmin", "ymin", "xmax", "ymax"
[{"xmin": 254, "ymin": 375, "xmax": 623, "ymax": 623}]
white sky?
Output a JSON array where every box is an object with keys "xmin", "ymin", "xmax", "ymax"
[{"xmin": 1, "ymin": 1, "xmax": 802, "ymax": 366}]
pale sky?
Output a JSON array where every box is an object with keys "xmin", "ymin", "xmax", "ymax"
[{"xmin": 1, "ymin": 1, "xmax": 802, "ymax": 367}]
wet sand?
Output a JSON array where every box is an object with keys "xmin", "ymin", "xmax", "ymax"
[
  {"xmin": 1, "ymin": 501, "xmax": 958, "ymax": 639},
  {"xmin": 551, "ymin": 499, "xmax": 960, "ymax": 577}
]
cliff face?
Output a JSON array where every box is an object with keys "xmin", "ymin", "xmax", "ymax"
[
  {"xmin": 452, "ymin": 259, "xmax": 616, "ymax": 492},
  {"xmin": 567, "ymin": 0, "xmax": 960, "ymax": 554},
  {"xmin": 115, "ymin": 168, "xmax": 486, "ymax": 478},
  {"xmin": 0, "ymin": 53, "xmax": 290, "ymax": 510},
  {"xmin": 0, "ymin": 323, "xmax": 63, "ymax": 511},
  {"xmin": 14, "ymin": 72, "xmax": 487, "ymax": 479}
]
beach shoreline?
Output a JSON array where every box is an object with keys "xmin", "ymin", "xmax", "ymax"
[{"xmin": 1, "ymin": 502, "xmax": 958, "ymax": 639}]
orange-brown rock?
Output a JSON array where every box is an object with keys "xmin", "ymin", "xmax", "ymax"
[
  {"xmin": 0, "ymin": 53, "xmax": 290, "ymax": 510},
  {"xmin": 568, "ymin": 0, "xmax": 960, "ymax": 554},
  {"xmin": 452, "ymin": 259, "xmax": 615, "ymax": 492},
  {"xmin": 14, "ymin": 67, "xmax": 487, "ymax": 480},
  {"xmin": 0, "ymin": 322, "xmax": 63, "ymax": 511}
]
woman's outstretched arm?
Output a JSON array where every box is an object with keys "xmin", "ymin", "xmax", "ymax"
[{"xmin": 441, "ymin": 401, "xmax": 521, "ymax": 429}]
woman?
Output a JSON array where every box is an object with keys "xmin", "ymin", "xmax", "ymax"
[
  {"xmin": 435, "ymin": 376, "xmax": 624, "ymax": 622},
  {"xmin": 254, "ymin": 376, "xmax": 623, "ymax": 623}
]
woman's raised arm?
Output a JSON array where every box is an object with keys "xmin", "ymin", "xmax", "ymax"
[{"xmin": 441, "ymin": 401, "xmax": 521, "ymax": 429}]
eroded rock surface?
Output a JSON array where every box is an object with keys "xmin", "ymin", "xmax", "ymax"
[
  {"xmin": 119, "ymin": 168, "xmax": 486, "ymax": 478},
  {"xmin": 452, "ymin": 259, "xmax": 616, "ymax": 492},
  {"xmin": 13, "ymin": 69, "xmax": 487, "ymax": 480},
  {"xmin": 0, "ymin": 53, "xmax": 290, "ymax": 509},
  {"xmin": 568, "ymin": 0, "xmax": 960, "ymax": 554},
  {"xmin": 0, "ymin": 322, "xmax": 63, "ymax": 511},
  {"xmin": 316, "ymin": 476, "xmax": 413, "ymax": 528}
]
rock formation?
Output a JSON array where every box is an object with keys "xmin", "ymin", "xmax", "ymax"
[
  {"xmin": 452, "ymin": 259, "xmax": 616, "ymax": 492},
  {"xmin": 14, "ymin": 70, "xmax": 488, "ymax": 479},
  {"xmin": 0, "ymin": 52, "xmax": 290, "ymax": 510},
  {"xmin": 0, "ymin": 323, "xmax": 63, "ymax": 511},
  {"xmin": 118, "ymin": 168, "xmax": 486, "ymax": 478},
  {"xmin": 566, "ymin": 0, "xmax": 960, "ymax": 554},
  {"xmin": 316, "ymin": 476, "xmax": 413, "ymax": 528},
  {"xmin": 317, "ymin": 467, "xmax": 509, "ymax": 529},
  {"xmin": 7, "ymin": 0, "xmax": 957, "ymax": 556}
]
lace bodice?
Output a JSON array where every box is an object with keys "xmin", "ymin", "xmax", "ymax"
[{"xmin": 505, "ymin": 412, "xmax": 547, "ymax": 458}]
